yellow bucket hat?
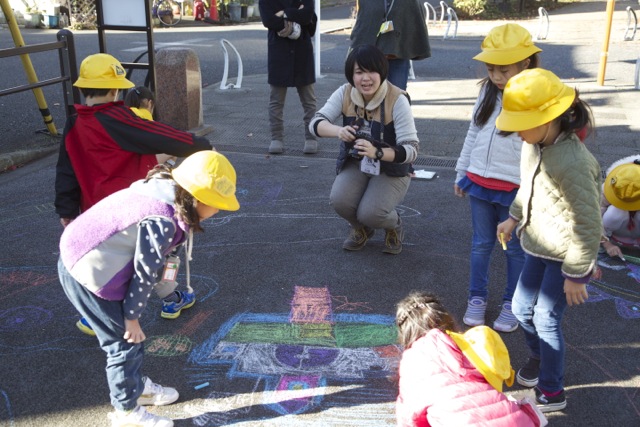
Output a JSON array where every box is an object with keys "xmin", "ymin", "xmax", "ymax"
[
  {"xmin": 447, "ymin": 326, "xmax": 515, "ymax": 392},
  {"xmin": 172, "ymin": 151, "xmax": 240, "ymax": 211},
  {"xmin": 496, "ymin": 68, "xmax": 576, "ymax": 132},
  {"xmin": 74, "ymin": 53, "xmax": 135, "ymax": 89},
  {"xmin": 473, "ymin": 23, "xmax": 542, "ymax": 65},
  {"xmin": 604, "ymin": 163, "xmax": 640, "ymax": 211}
]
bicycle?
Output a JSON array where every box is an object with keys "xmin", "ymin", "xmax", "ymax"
[{"xmin": 153, "ymin": 0, "xmax": 184, "ymax": 27}]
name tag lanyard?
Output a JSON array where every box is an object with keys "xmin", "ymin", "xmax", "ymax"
[
  {"xmin": 355, "ymin": 103, "xmax": 385, "ymax": 145},
  {"xmin": 378, "ymin": 0, "xmax": 396, "ymax": 36}
]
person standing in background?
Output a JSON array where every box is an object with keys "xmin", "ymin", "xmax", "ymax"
[
  {"xmin": 259, "ymin": 0, "xmax": 318, "ymax": 155},
  {"xmin": 350, "ymin": 0, "xmax": 430, "ymax": 91}
]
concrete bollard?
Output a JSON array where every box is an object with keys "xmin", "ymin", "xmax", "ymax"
[{"xmin": 155, "ymin": 47, "xmax": 213, "ymax": 136}]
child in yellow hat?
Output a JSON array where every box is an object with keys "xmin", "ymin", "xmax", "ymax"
[
  {"xmin": 58, "ymin": 151, "xmax": 239, "ymax": 427},
  {"xmin": 601, "ymin": 156, "xmax": 640, "ymax": 258},
  {"xmin": 56, "ymin": 53, "xmax": 212, "ymax": 224},
  {"xmin": 124, "ymin": 86, "xmax": 178, "ymax": 174},
  {"xmin": 124, "ymin": 85, "xmax": 156, "ymax": 121},
  {"xmin": 395, "ymin": 291, "xmax": 547, "ymax": 426},
  {"xmin": 496, "ymin": 68, "xmax": 602, "ymax": 413},
  {"xmin": 455, "ymin": 23, "xmax": 542, "ymax": 333}
]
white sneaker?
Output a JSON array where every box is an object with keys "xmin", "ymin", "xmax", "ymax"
[
  {"xmin": 108, "ymin": 405, "xmax": 174, "ymax": 427},
  {"xmin": 137, "ymin": 377, "xmax": 179, "ymax": 406}
]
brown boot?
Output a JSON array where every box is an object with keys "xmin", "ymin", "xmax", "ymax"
[
  {"xmin": 383, "ymin": 218, "xmax": 404, "ymax": 254},
  {"xmin": 342, "ymin": 226, "xmax": 375, "ymax": 251}
]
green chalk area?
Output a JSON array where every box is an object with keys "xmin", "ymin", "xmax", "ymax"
[{"xmin": 225, "ymin": 322, "xmax": 398, "ymax": 348}]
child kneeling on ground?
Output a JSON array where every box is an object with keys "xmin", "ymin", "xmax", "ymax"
[
  {"xmin": 58, "ymin": 151, "xmax": 240, "ymax": 427},
  {"xmin": 395, "ymin": 291, "xmax": 547, "ymax": 427}
]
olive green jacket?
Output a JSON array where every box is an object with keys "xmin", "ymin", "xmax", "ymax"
[{"xmin": 511, "ymin": 133, "xmax": 602, "ymax": 279}]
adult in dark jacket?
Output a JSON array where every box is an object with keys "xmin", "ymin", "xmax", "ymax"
[
  {"xmin": 259, "ymin": 0, "xmax": 318, "ymax": 155},
  {"xmin": 350, "ymin": 0, "xmax": 430, "ymax": 91}
]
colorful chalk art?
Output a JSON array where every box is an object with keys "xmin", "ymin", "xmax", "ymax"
[{"xmin": 184, "ymin": 286, "xmax": 400, "ymax": 425}]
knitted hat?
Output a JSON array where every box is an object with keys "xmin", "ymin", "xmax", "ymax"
[
  {"xmin": 496, "ymin": 68, "xmax": 576, "ymax": 132},
  {"xmin": 604, "ymin": 162, "xmax": 640, "ymax": 211},
  {"xmin": 74, "ymin": 53, "xmax": 135, "ymax": 89},
  {"xmin": 172, "ymin": 151, "xmax": 240, "ymax": 211},
  {"xmin": 473, "ymin": 23, "xmax": 541, "ymax": 65},
  {"xmin": 447, "ymin": 326, "xmax": 515, "ymax": 392}
]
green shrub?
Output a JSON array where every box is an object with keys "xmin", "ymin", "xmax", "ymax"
[
  {"xmin": 453, "ymin": 0, "xmax": 487, "ymax": 19},
  {"xmin": 452, "ymin": 0, "xmax": 575, "ymax": 20}
]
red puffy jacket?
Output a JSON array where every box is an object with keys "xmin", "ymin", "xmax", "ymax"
[{"xmin": 55, "ymin": 102, "xmax": 212, "ymax": 218}]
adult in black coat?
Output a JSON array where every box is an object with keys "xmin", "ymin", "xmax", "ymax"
[{"xmin": 259, "ymin": 0, "xmax": 318, "ymax": 154}]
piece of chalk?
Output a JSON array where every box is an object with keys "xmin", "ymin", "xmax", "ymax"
[
  {"xmin": 619, "ymin": 254, "xmax": 626, "ymax": 262},
  {"xmin": 499, "ymin": 233, "xmax": 507, "ymax": 251},
  {"xmin": 194, "ymin": 382, "xmax": 210, "ymax": 390}
]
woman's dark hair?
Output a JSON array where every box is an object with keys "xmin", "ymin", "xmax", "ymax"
[
  {"xmin": 344, "ymin": 44, "xmax": 388, "ymax": 86},
  {"xmin": 396, "ymin": 292, "xmax": 457, "ymax": 349},
  {"xmin": 558, "ymin": 90, "xmax": 594, "ymax": 138},
  {"xmin": 80, "ymin": 88, "xmax": 113, "ymax": 99},
  {"xmin": 124, "ymin": 86, "xmax": 155, "ymax": 109},
  {"xmin": 144, "ymin": 164, "xmax": 204, "ymax": 233},
  {"xmin": 474, "ymin": 53, "xmax": 540, "ymax": 128}
]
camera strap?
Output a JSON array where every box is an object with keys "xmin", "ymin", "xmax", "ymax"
[{"xmin": 355, "ymin": 103, "xmax": 385, "ymax": 145}]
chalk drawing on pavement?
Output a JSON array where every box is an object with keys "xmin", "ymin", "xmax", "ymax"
[
  {"xmin": 591, "ymin": 253, "xmax": 640, "ymax": 319},
  {"xmin": 0, "ymin": 267, "xmax": 219, "ymax": 355},
  {"xmin": 0, "ymin": 306, "xmax": 53, "ymax": 332},
  {"xmin": 587, "ymin": 280, "xmax": 640, "ymax": 319},
  {"xmin": 145, "ymin": 311, "xmax": 216, "ymax": 358},
  {"xmin": 185, "ymin": 285, "xmax": 400, "ymax": 425},
  {"xmin": 0, "ymin": 266, "xmax": 58, "ymax": 303},
  {"xmin": 0, "ymin": 202, "xmax": 55, "ymax": 225},
  {"xmin": 234, "ymin": 179, "xmax": 283, "ymax": 207}
]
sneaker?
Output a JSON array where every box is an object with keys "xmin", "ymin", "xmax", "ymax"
[
  {"xmin": 268, "ymin": 140, "xmax": 284, "ymax": 154},
  {"xmin": 303, "ymin": 139, "xmax": 318, "ymax": 154},
  {"xmin": 493, "ymin": 302, "xmax": 519, "ymax": 332},
  {"xmin": 108, "ymin": 405, "xmax": 174, "ymax": 427},
  {"xmin": 161, "ymin": 291, "xmax": 195, "ymax": 319},
  {"xmin": 534, "ymin": 386, "xmax": 567, "ymax": 413},
  {"xmin": 76, "ymin": 317, "xmax": 96, "ymax": 336},
  {"xmin": 382, "ymin": 219, "xmax": 404, "ymax": 255},
  {"xmin": 137, "ymin": 376, "xmax": 179, "ymax": 406},
  {"xmin": 463, "ymin": 296, "xmax": 487, "ymax": 327},
  {"xmin": 517, "ymin": 357, "xmax": 540, "ymax": 388},
  {"xmin": 518, "ymin": 396, "xmax": 549, "ymax": 427},
  {"xmin": 342, "ymin": 227, "xmax": 374, "ymax": 251}
]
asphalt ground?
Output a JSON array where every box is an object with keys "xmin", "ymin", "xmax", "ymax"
[{"xmin": 1, "ymin": 1, "xmax": 640, "ymax": 426}]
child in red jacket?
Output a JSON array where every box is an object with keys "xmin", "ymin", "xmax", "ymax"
[
  {"xmin": 55, "ymin": 53, "xmax": 212, "ymax": 224},
  {"xmin": 395, "ymin": 291, "xmax": 547, "ymax": 427}
]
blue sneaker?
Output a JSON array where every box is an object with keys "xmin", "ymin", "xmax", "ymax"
[
  {"xmin": 161, "ymin": 291, "xmax": 195, "ymax": 319},
  {"xmin": 76, "ymin": 317, "xmax": 96, "ymax": 336}
]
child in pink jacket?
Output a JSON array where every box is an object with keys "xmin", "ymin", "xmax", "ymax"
[{"xmin": 395, "ymin": 291, "xmax": 547, "ymax": 427}]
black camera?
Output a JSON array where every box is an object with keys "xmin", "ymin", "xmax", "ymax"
[{"xmin": 347, "ymin": 118, "xmax": 375, "ymax": 160}]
